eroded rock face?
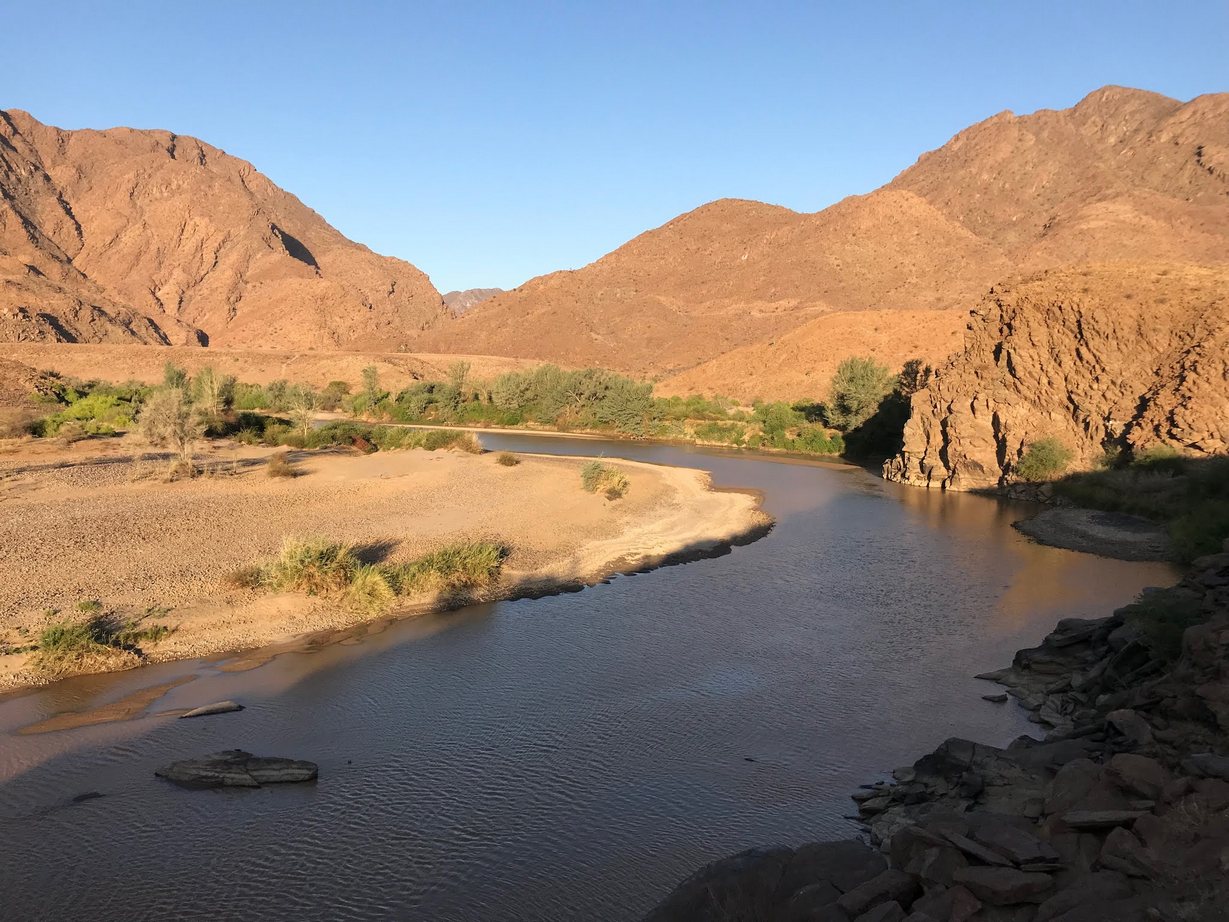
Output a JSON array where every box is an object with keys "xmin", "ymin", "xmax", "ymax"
[
  {"xmin": 884, "ymin": 265, "xmax": 1229, "ymax": 490},
  {"xmin": 0, "ymin": 109, "xmax": 446, "ymax": 349}
]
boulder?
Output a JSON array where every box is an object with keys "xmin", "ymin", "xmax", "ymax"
[
  {"xmin": 836, "ymin": 870, "xmax": 919, "ymax": 918},
  {"xmin": 783, "ymin": 881, "xmax": 842, "ymax": 921},
  {"xmin": 1095, "ymin": 827, "xmax": 1152, "ymax": 878},
  {"xmin": 910, "ymin": 885, "xmax": 982, "ymax": 922},
  {"xmin": 155, "ymin": 750, "xmax": 318, "ymax": 788},
  {"xmin": 951, "ymin": 867, "xmax": 1054, "ymax": 905},
  {"xmin": 1034, "ymin": 870, "xmax": 1132, "ymax": 921},
  {"xmin": 1105, "ymin": 753, "xmax": 1169, "ymax": 801},
  {"xmin": 1181, "ymin": 752, "xmax": 1229, "ymax": 782},
  {"xmin": 903, "ymin": 845, "xmax": 968, "ymax": 887},
  {"xmin": 643, "ymin": 847, "xmax": 792, "ymax": 922},
  {"xmin": 179, "ymin": 700, "xmax": 244, "ymax": 719},
  {"xmin": 1059, "ymin": 810, "xmax": 1147, "ymax": 830},
  {"xmin": 853, "ymin": 902, "xmax": 905, "ymax": 922},
  {"xmin": 970, "ymin": 820, "xmax": 1061, "ymax": 867},
  {"xmin": 1105, "ymin": 709, "xmax": 1153, "ymax": 746},
  {"xmin": 779, "ymin": 840, "xmax": 888, "ymax": 895}
]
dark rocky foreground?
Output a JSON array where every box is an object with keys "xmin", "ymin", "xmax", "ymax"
[{"xmin": 645, "ymin": 548, "xmax": 1229, "ymax": 921}]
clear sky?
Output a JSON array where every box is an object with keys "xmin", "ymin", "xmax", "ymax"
[{"xmin": 5, "ymin": 1, "xmax": 1227, "ymax": 292}]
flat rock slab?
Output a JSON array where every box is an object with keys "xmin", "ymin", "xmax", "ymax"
[
  {"xmin": 155, "ymin": 750, "xmax": 317, "ymax": 788},
  {"xmin": 179, "ymin": 700, "xmax": 244, "ymax": 719},
  {"xmin": 1060, "ymin": 809, "xmax": 1147, "ymax": 830},
  {"xmin": 1013, "ymin": 508, "xmax": 1173, "ymax": 561}
]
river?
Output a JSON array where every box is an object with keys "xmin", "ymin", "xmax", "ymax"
[{"xmin": 0, "ymin": 435, "xmax": 1178, "ymax": 920}]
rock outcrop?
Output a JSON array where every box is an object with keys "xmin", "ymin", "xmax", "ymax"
[
  {"xmin": 646, "ymin": 548, "xmax": 1229, "ymax": 921},
  {"xmin": 442, "ymin": 288, "xmax": 503, "ymax": 315},
  {"xmin": 884, "ymin": 265, "xmax": 1229, "ymax": 490},
  {"xmin": 0, "ymin": 109, "xmax": 447, "ymax": 349}
]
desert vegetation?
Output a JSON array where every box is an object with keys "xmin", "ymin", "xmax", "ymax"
[
  {"xmin": 1016, "ymin": 437, "xmax": 1075, "ymax": 482},
  {"xmin": 1053, "ymin": 452, "xmax": 1229, "ymax": 563},
  {"xmin": 20, "ymin": 601, "xmax": 175, "ymax": 679},
  {"xmin": 580, "ymin": 461, "xmax": 630, "ymax": 500},
  {"xmin": 239, "ymin": 536, "xmax": 508, "ymax": 615}
]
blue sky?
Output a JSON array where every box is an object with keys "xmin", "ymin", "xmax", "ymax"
[{"xmin": 6, "ymin": 1, "xmax": 1227, "ymax": 292}]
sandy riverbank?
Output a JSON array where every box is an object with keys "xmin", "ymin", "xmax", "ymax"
[{"xmin": 0, "ymin": 438, "xmax": 769, "ymax": 690}]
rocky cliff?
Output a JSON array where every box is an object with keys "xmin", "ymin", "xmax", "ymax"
[
  {"xmin": 884, "ymin": 265, "xmax": 1229, "ymax": 491},
  {"xmin": 0, "ymin": 109, "xmax": 446, "ymax": 348}
]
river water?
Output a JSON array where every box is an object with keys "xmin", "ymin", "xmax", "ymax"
[{"xmin": 0, "ymin": 435, "xmax": 1177, "ymax": 921}]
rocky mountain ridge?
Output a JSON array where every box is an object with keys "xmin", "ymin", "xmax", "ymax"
[
  {"xmin": 0, "ymin": 109, "xmax": 447, "ymax": 349},
  {"xmin": 419, "ymin": 87, "xmax": 1229, "ymax": 397}
]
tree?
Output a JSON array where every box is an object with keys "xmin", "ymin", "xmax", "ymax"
[
  {"xmin": 162, "ymin": 361, "xmax": 188, "ymax": 390},
  {"xmin": 138, "ymin": 388, "xmax": 207, "ymax": 470},
  {"xmin": 447, "ymin": 360, "xmax": 471, "ymax": 392},
  {"xmin": 193, "ymin": 366, "xmax": 236, "ymax": 421},
  {"xmin": 361, "ymin": 365, "xmax": 381, "ymax": 406},
  {"xmin": 824, "ymin": 357, "xmax": 895, "ymax": 431},
  {"xmin": 288, "ymin": 387, "xmax": 316, "ymax": 441}
]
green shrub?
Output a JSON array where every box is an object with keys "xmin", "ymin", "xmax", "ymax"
[
  {"xmin": 346, "ymin": 565, "xmax": 397, "ymax": 614},
  {"xmin": 256, "ymin": 537, "xmax": 356, "ymax": 595},
  {"xmin": 1122, "ymin": 592, "xmax": 1208, "ymax": 662},
  {"xmin": 1016, "ymin": 438, "xmax": 1074, "ymax": 482},
  {"xmin": 381, "ymin": 541, "xmax": 506, "ymax": 595},
  {"xmin": 581, "ymin": 461, "xmax": 630, "ymax": 499},
  {"xmin": 825, "ymin": 357, "xmax": 895, "ymax": 431},
  {"xmin": 495, "ymin": 452, "xmax": 521, "ymax": 466},
  {"xmin": 31, "ymin": 605, "xmax": 174, "ymax": 677}
]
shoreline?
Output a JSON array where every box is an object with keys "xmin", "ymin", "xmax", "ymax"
[
  {"xmin": 647, "ymin": 547, "xmax": 1229, "ymax": 921},
  {"xmin": 0, "ymin": 443, "xmax": 771, "ymax": 693}
]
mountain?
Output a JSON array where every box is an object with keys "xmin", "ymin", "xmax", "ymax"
[
  {"xmin": 884, "ymin": 264, "xmax": 1229, "ymax": 491},
  {"xmin": 417, "ymin": 87, "xmax": 1229, "ymax": 395},
  {"xmin": 443, "ymin": 288, "xmax": 504, "ymax": 315},
  {"xmin": 0, "ymin": 109, "xmax": 446, "ymax": 348}
]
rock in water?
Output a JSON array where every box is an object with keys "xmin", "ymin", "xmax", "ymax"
[
  {"xmin": 155, "ymin": 750, "xmax": 317, "ymax": 788},
  {"xmin": 179, "ymin": 700, "xmax": 244, "ymax": 719}
]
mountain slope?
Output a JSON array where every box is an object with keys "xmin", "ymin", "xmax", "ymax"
[
  {"xmin": 418, "ymin": 87, "xmax": 1229, "ymax": 391},
  {"xmin": 0, "ymin": 109, "xmax": 446, "ymax": 348}
]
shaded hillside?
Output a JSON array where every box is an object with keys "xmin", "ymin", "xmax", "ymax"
[
  {"xmin": 884, "ymin": 265, "xmax": 1229, "ymax": 490},
  {"xmin": 0, "ymin": 110, "xmax": 446, "ymax": 348},
  {"xmin": 419, "ymin": 87, "xmax": 1229, "ymax": 392}
]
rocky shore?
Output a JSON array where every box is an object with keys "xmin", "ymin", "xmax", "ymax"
[{"xmin": 646, "ymin": 547, "xmax": 1229, "ymax": 921}]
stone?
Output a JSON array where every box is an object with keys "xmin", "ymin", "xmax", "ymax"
[
  {"xmin": 1058, "ymin": 810, "xmax": 1147, "ymax": 830},
  {"xmin": 904, "ymin": 845, "xmax": 968, "ymax": 887},
  {"xmin": 1034, "ymin": 870, "xmax": 1132, "ymax": 921},
  {"xmin": 783, "ymin": 881, "xmax": 843, "ymax": 921},
  {"xmin": 889, "ymin": 825, "xmax": 949, "ymax": 870},
  {"xmin": 853, "ymin": 902, "xmax": 906, "ymax": 922},
  {"xmin": 1105, "ymin": 753, "xmax": 1169, "ymax": 801},
  {"xmin": 643, "ymin": 847, "xmax": 793, "ymax": 921},
  {"xmin": 911, "ymin": 884, "xmax": 983, "ymax": 922},
  {"xmin": 1181, "ymin": 752, "xmax": 1229, "ymax": 782},
  {"xmin": 179, "ymin": 700, "xmax": 244, "ymax": 719},
  {"xmin": 971, "ymin": 820, "xmax": 1062, "ymax": 867},
  {"xmin": 780, "ymin": 840, "xmax": 888, "ymax": 896},
  {"xmin": 70, "ymin": 791, "xmax": 104, "ymax": 804},
  {"xmin": 951, "ymin": 867, "xmax": 1053, "ymax": 905},
  {"xmin": 983, "ymin": 694, "xmax": 1009, "ymax": 703},
  {"xmin": 1047, "ymin": 897, "xmax": 1147, "ymax": 922},
  {"xmin": 1095, "ymin": 827, "xmax": 1151, "ymax": 877},
  {"xmin": 155, "ymin": 750, "xmax": 318, "ymax": 788},
  {"xmin": 941, "ymin": 830, "xmax": 1015, "ymax": 867},
  {"xmin": 836, "ymin": 870, "xmax": 920, "ymax": 918},
  {"xmin": 1105, "ymin": 709, "xmax": 1153, "ymax": 746}
]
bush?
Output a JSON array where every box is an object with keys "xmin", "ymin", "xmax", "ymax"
[
  {"xmin": 266, "ymin": 451, "xmax": 298, "ymax": 478},
  {"xmin": 825, "ymin": 357, "xmax": 895, "ymax": 431},
  {"xmin": 1122, "ymin": 592, "xmax": 1208, "ymax": 662},
  {"xmin": 241, "ymin": 538, "xmax": 507, "ymax": 612},
  {"xmin": 495, "ymin": 452, "xmax": 521, "ymax": 466},
  {"xmin": 1016, "ymin": 438, "xmax": 1073, "ymax": 482},
  {"xmin": 581, "ymin": 461, "xmax": 630, "ymax": 499},
  {"xmin": 31, "ymin": 604, "xmax": 174, "ymax": 677}
]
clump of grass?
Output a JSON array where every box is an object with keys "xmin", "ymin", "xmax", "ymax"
[
  {"xmin": 266, "ymin": 450, "xmax": 298, "ymax": 478},
  {"xmin": 495, "ymin": 452, "xmax": 521, "ymax": 467},
  {"xmin": 452, "ymin": 431, "xmax": 484, "ymax": 454},
  {"xmin": 239, "ymin": 537, "xmax": 507, "ymax": 615},
  {"xmin": 30, "ymin": 603, "xmax": 175, "ymax": 678},
  {"xmin": 581, "ymin": 461, "xmax": 630, "ymax": 500},
  {"xmin": 346, "ymin": 564, "xmax": 397, "ymax": 614},
  {"xmin": 256, "ymin": 536, "xmax": 356, "ymax": 595}
]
